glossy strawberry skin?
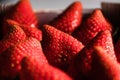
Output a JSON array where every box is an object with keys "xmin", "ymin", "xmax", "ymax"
[
  {"xmin": 41, "ymin": 25, "xmax": 84, "ymax": 71},
  {"xmin": 3, "ymin": 0, "xmax": 38, "ymax": 27},
  {"xmin": 49, "ymin": 1, "xmax": 82, "ymax": 34},
  {"xmin": 68, "ymin": 30, "xmax": 115, "ymax": 79},
  {"xmin": 0, "ymin": 37, "xmax": 48, "ymax": 79},
  {"xmin": 0, "ymin": 20, "xmax": 26, "ymax": 54},
  {"xmin": 72, "ymin": 9, "xmax": 112, "ymax": 45},
  {"xmin": 20, "ymin": 57, "xmax": 72, "ymax": 80}
]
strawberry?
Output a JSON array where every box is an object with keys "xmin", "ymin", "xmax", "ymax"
[
  {"xmin": 20, "ymin": 24, "xmax": 42, "ymax": 41},
  {"xmin": 90, "ymin": 46, "xmax": 120, "ymax": 80},
  {"xmin": 20, "ymin": 56, "xmax": 72, "ymax": 80},
  {"xmin": 4, "ymin": 0, "xmax": 37, "ymax": 27},
  {"xmin": 5, "ymin": 19, "xmax": 42, "ymax": 41},
  {"xmin": 72, "ymin": 9, "xmax": 112, "ymax": 45},
  {"xmin": 49, "ymin": 1, "xmax": 82, "ymax": 34},
  {"xmin": 0, "ymin": 37, "xmax": 48, "ymax": 79},
  {"xmin": 0, "ymin": 19, "xmax": 26, "ymax": 54},
  {"xmin": 67, "ymin": 30, "xmax": 115, "ymax": 79},
  {"xmin": 115, "ymin": 38, "xmax": 120, "ymax": 62},
  {"xmin": 41, "ymin": 25, "xmax": 84, "ymax": 71}
]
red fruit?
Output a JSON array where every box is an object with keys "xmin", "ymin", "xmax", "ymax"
[
  {"xmin": 90, "ymin": 46, "xmax": 120, "ymax": 80},
  {"xmin": 41, "ymin": 25, "xmax": 84, "ymax": 71},
  {"xmin": 0, "ymin": 37, "xmax": 48, "ymax": 79},
  {"xmin": 6, "ymin": 19, "xmax": 42, "ymax": 41},
  {"xmin": 0, "ymin": 20, "xmax": 26, "ymax": 54},
  {"xmin": 115, "ymin": 38, "xmax": 120, "ymax": 62},
  {"xmin": 21, "ymin": 24, "xmax": 42, "ymax": 41},
  {"xmin": 20, "ymin": 56, "xmax": 72, "ymax": 80},
  {"xmin": 49, "ymin": 1, "xmax": 82, "ymax": 34},
  {"xmin": 72, "ymin": 9, "xmax": 112, "ymax": 45},
  {"xmin": 2, "ymin": 0, "xmax": 38, "ymax": 35},
  {"xmin": 68, "ymin": 30, "xmax": 115, "ymax": 79}
]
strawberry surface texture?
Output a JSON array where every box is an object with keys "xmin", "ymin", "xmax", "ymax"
[{"xmin": 0, "ymin": 0, "xmax": 120, "ymax": 80}]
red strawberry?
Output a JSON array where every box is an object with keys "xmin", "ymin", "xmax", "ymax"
[
  {"xmin": 68, "ymin": 30, "xmax": 115, "ymax": 79},
  {"xmin": 6, "ymin": 19, "xmax": 42, "ymax": 41},
  {"xmin": 90, "ymin": 46, "xmax": 120, "ymax": 80},
  {"xmin": 2, "ymin": 0, "xmax": 38, "ymax": 35},
  {"xmin": 0, "ymin": 37, "xmax": 48, "ymax": 79},
  {"xmin": 72, "ymin": 9, "xmax": 112, "ymax": 45},
  {"xmin": 0, "ymin": 20, "xmax": 26, "ymax": 54},
  {"xmin": 49, "ymin": 1, "xmax": 82, "ymax": 34},
  {"xmin": 41, "ymin": 25, "xmax": 84, "ymax": 71},
  {"xmin": 20, "ymin": 24, "xmax": 42, "ymax": 41},
  {"xmin": 20, "ymin": 56, "xmax": 72, "ymax": 80},
  {"xmin": 115, "ymin": 38, "xmax": 120, "ymax": 62}
]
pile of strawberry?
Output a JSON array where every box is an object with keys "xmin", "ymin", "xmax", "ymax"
[{"xmin": 0, "ymin": 0, "xmax": 120, "ymax": 80}]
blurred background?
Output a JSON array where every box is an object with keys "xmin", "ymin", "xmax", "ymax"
[{"xmin": 0, "ymin": 0, "xmax": 120, "ymax": 10}]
